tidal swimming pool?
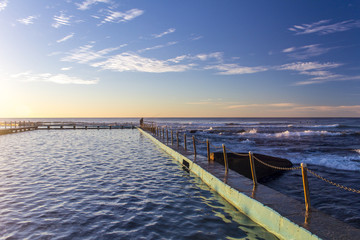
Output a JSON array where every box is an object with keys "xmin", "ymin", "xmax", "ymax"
[{"xmin": 0, "ymin": 129, "xmax": 277, "ymax": 239}]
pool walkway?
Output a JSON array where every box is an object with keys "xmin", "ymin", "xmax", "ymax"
[{"xmin": 138, "ymin": 127, "xmax": 360, "ymax": 240}]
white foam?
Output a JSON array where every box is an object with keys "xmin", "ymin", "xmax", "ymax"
[
  {"xmin": 354, "ymin": 149, "xmax": 360, "ymax": 154},
  {"xmin": 249, "ymin": 128, "xmax": 257, "ymax": 134},
  {"xmin": 274, "ymin": 130, "xmax": 341, "ymax": 138},
  {"xmin": 239, "ymin": 128, "xmax": 258, "ymax": 135},
  {"xmin": 241, "ymin": 139, "xmax": 255, "ymax": 144},
  {"xmin": 292, "ymin": 154, "xmax": 360, "ymax": 171},
  {"xmin": 311, "ymin": 124, "xmax": 340, "ymax": 128}
]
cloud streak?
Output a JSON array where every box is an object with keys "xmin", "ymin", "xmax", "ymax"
[
  {"xmin": 226, "ymin": 103, "xmax": 296, "ymax": 109},
  {"xmin": 77, "ymin": 0, "xmax": 110, "ymax": 10},
  {"xmin": 91, "ymin": 52, "xmax": 192, "ymax": 73},
  {"xmin": 282, "ymin": 44, "xmax": 332, "ymax": 59},
  {"xmin": 289, "ymin": 19, "xmax": 360, "ymax": 35},
  {"xmin": 57, "ymin": 33, "xmax": 75, "ymax": 43},
  {"xmin": 138, "ymin": 41, "xmax": 177, "ymax": 53},
  {"xmin": 0, "ymin": 0, "xmax": 7, "ymax": 12},
  {"xmin": 205, "ymin": 63, "xmax": 268, "ymax": 75},
  {"xmin": 277, "ymin": 61, "xmax": 341, "ymax": 72},
  {"xmin": 277, "ymin": 61, "xmax": 360, "ymax": 85},
  {"xmin": 17, "ymin": 15, "xmax": 38, "ymax": 25},
  {"xmin": 12, "ymin": 72, "xmax": 98, "ymax": 85},
  {"xmin": 101, "ymin": 9, "xmax": 144, "ymax": 24},
  {"xmin": 152, "ymin": 28, "xmax": 176, "ymax": 38},
  {"xmin": 61, "ymin": 44, "xmax": 125, "ymax": 63},
  {"xmin": 52, "ymin": 12, "xmax": 72, "ymax": 28}
]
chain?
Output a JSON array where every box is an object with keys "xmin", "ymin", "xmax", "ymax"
[
  {"xmin": 194, "ymin": 138, "xmax": 207, "ymax": 144},
  {"xmin": 210, "ymin": 143, "xmax": 223, "ymax": 149},
  {"xmin": 226, "ymin": 148, "xmax": 249, "ymax": 157},
  {"xmin": 307, "ymin": 169, "xmax": 360, "ymax": 194},
  {"xmin": 253, "ymin": 156, "xmax": 301, "ymax": 171}
]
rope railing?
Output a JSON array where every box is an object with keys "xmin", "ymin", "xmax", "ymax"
[{"xmin": 140, "ymin": 123, "xmax": 360, "ymax": 213}]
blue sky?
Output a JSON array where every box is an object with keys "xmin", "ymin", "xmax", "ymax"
[{"xmin": 0, "ymin": 0, "xmax": 359, "ymax": 117}]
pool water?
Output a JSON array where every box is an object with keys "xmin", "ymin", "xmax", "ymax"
[{"xmin": 0, "ymin": 129, "xmax": 277, "ymax": 239}]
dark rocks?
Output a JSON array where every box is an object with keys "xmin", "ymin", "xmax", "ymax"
[{"xmin": 210, "ymin": 152, "xmax": 293, "ymax": 181}]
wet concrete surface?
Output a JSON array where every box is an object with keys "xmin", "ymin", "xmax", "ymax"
[{"xmin": 152, "ymin": 133, "xmax": 360, "ymax": 240}]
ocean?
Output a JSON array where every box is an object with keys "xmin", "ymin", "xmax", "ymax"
[
  {"xmin": 1, "ymin": 117, "xmax": 359, "ymax": 229},
  {"xmin": 146, "ymin": 117, "xmax": 360, "ymax": 228}
]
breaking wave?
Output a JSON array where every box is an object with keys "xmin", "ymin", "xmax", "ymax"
[{"xmin": 274, "ymin": 130, "xmax": 342, "ymax": 137}]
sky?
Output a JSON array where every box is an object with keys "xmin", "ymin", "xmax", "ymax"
[{"xmin": 0, "ymin": 0, "xmax": 360, "ymax": 118}]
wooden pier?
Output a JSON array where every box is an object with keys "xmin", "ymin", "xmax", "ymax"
[{"xmin": 0, "ymin": 121, "xmax": 136, "ymax": 136}]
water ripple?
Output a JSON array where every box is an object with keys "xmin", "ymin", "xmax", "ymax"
[{"xmin": 0, "ymin": 130, "xmax": 276, "ymax": 239}]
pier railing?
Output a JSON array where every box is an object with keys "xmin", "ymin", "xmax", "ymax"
[
  {"xmin": 0, "ymin": 121, "xmax": 136, "ymax": 135},
  {"xmin": 141, "ymin": 123, "xmax": 360, "ymax": 212},
  {"xmin": 0, "ymin": 121, "xmax": 38, "ymax": 135}
]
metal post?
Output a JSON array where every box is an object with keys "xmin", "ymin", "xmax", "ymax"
[
  {"xmin": 4, "ymin": 121, "xmax": 6, "ymax": 129},
  {"xmin": 171, "ymin": 130, "xmax": 173, "ymax": 145},
  {"xmin": 163, "ymin": 128, "xmax": 165, "ymax": 139},
  {"xmin": 10, "ymin": 121, "xmax": 12, "ymax": 128},
  {"xmin": 192, "ymin": 136, "xmax": 196, "ymax": 156},
  {"xmin": 249, "ymin": 151, "xmax": 258, "ymax": 186},
  {"xmin": 206, "ymin": 139, "xmax": 210, "ymax": 162},
  {"xmin": 301, "ymin": 163, "xmax": 311, "ymax": 211},
  {"xmin": 222, "ymin": 144, "xmax": 228, "ymax": 174},
  {"xmin": 166, "ymin": 129, "xmax": 168, "ymax": 143},
  {"xmin": 176, "ymin": 131, "xmax": 179, "ymax": 147},
  {"xmin": 184, "ymin": 133, "xmax": 187, "ymax": 151}
]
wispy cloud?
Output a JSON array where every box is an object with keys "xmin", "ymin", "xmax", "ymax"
[
  {"xmin": 12, "ymin": 72, "xmax": 98, "ymax": 85},
  {"xmin": 138, "ymin": 41, "xmax": 177, "ymax": 53},
  {"xmin": 277, "ymin": 61, "xmax": 360, "ymax": 85},
  {"xmin": 195, "ymin": 52, "xmax": 223, "ymax": 62},
  {"xmin": 186, "ymin": 99, "xmax": 227, "ymax": 106},
  {"xmin": 225, "ymin": 102, "xmax": 360, "ymax": 116},
  {"xmin": 17, "ymin": 15, "xmax": 38, "ymax": 25},
  {"xmin": 76, "ymin": 0, "xmax": 110, "ymax": 10},
  {"xmin": 282, "ymin": 44, "xmax": 332, "ymax": 59},
  {"xmin": 0, "ymin": 0, "xmax": 7, "ymax": 12},
  {"xmin": 56, "ymin": 33, "xmax": 75, "ymax": 43},
  {"xmin": 205, "ymin": 63, "xmax": 268, "ymax": 75},
  {"xmin": 166, "ymin": 55, "xmax": 189, "ymax": 63},
  {"xmin": 61, "ymin": 67, "xmax": 72, "ymax": 71},
  {"xmin": 226, "ymin": 103, "xmax": 296, "ymax": 109},
  {"xmin": 295, "ymin": 75, "xmax": 360, "ymax": 85},
  {"xmin": 277, "ymin": 62, "xmax": 341, "ymax": 71},
  {"xmin": 189, "ymin": 35, "xmax": 203, "ymax": 41},
  {"xmin": 91, "ymin": 52, "xmax": 193, "ymax": 73},
  {"xmin": 52, "ymin": 12, "xmax": 72, "ymax": 28},
  {"xmin": 101, "ymin": 9, "xmax": 144, "ymax": 24},
  {"xmin": 293, "ymin": 105, "xmax": 360, "ymax": 114},
  {"xmin": 61, "ymin": 44, "xmax": 125, "ymax": 63},
  {"xmin": 152, "ymin": 28, "xmax": 176, "ymax": 38},
  {"xmin": 289, "ymin": 19, "xmax": 360, "ymax": 35}
]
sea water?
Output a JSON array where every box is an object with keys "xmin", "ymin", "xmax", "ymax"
[
  {"xmin": 149, "ymin": 117, "xmax": 360, "ymax": 228},
  {"xmin": 0, "ymin": 129, "xmax": 277, "ymax": 239}
]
